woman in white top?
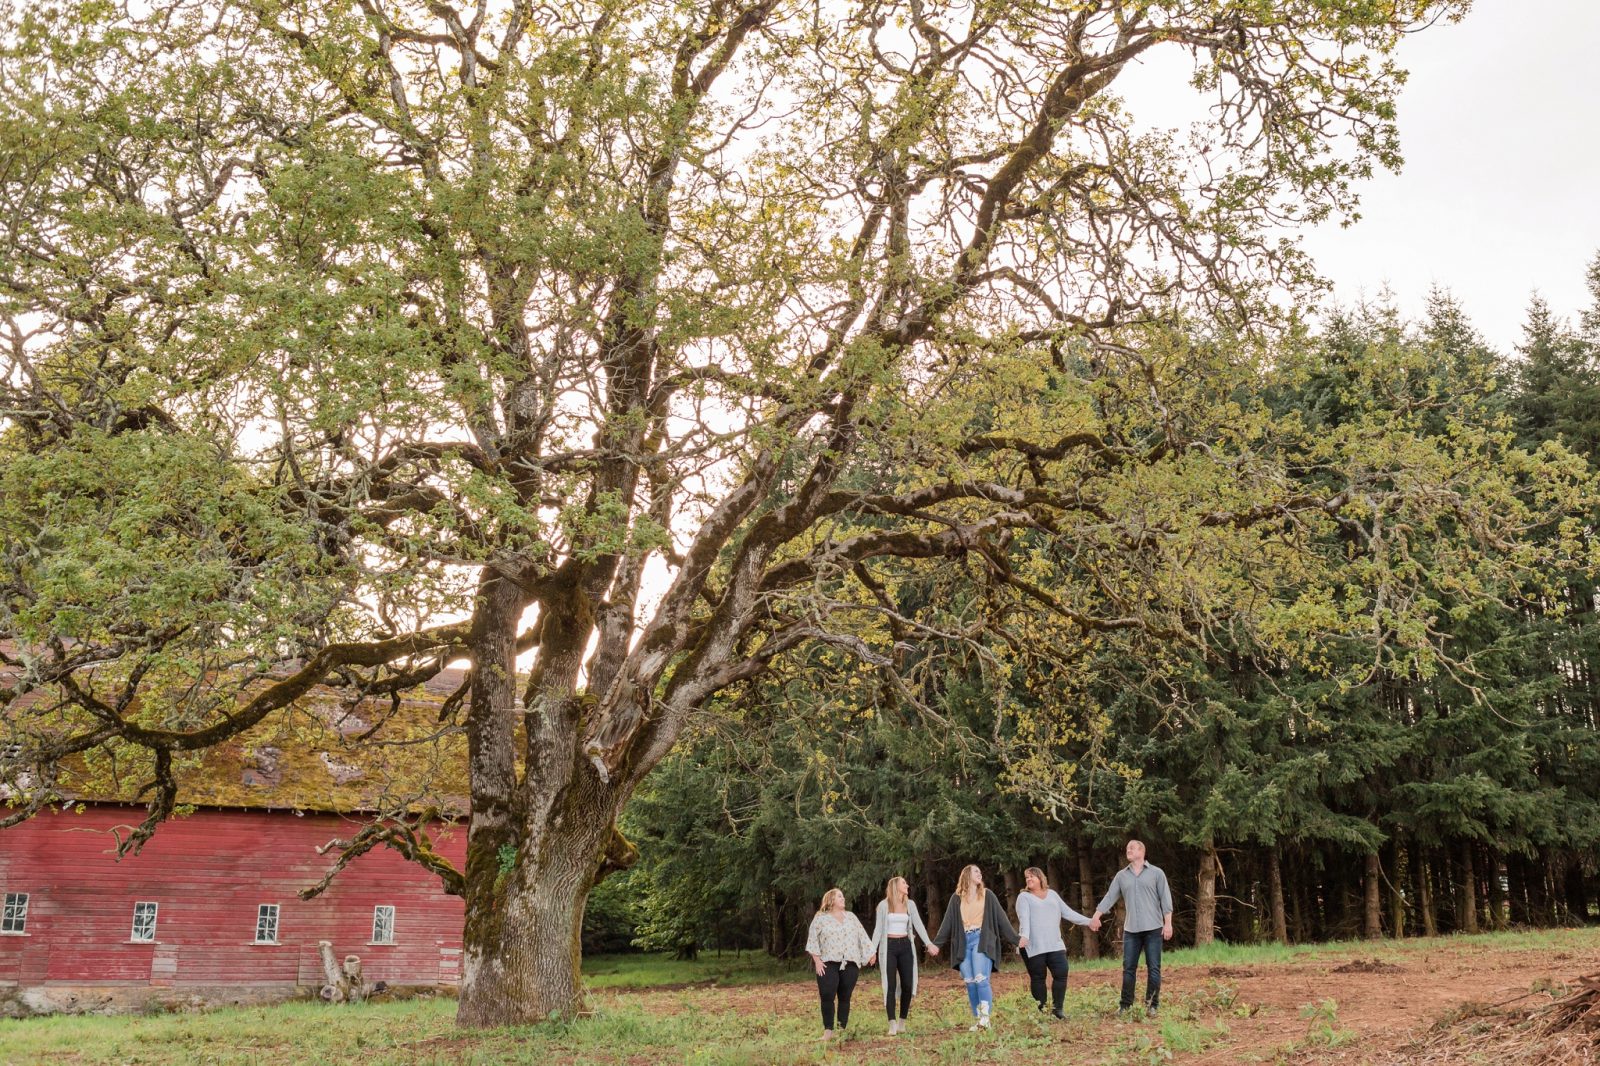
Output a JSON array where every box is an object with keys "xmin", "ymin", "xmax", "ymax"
[
  {"xmin": 868, "ymin": 875, "xmax": 940, "ymax": 1035},
  {"xmin": 1016, "ymin": 865, "xmax": 1096, "ymax": 1019},
  {"xmin": 804, "ymin": 887, "xmax": 875, "ymax": 1040}
]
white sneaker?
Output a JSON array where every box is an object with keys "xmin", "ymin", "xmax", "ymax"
[{"xmin": 978, "ymin": 1003, "xmax": 991, "ymax": 1029}]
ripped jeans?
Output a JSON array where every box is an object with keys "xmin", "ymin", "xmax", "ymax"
[{"xmin": 959, "ymin": 928, "xmax": 994, "ymax": 1017}]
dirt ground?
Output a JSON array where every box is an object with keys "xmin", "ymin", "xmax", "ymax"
[{"xmin": 632, "ymin": 935, "xmax": 1600, "ymax": 1064}]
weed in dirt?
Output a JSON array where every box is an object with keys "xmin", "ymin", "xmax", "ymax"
[
  {"xmin": 1189, "ymin": 978, "xmax": 1257, "ymax": 1017},
  {"xmin": 1267, "ymin": 998, "xmax": 1357, "ymax": 1059},
  {"xmin": 1107, "ymin": 1029, "xmax": 1174, "ymax": 1064},
  {"xmin": 1159, "ymin": 1017, "xmax": 1229, "ymax": 1052}
]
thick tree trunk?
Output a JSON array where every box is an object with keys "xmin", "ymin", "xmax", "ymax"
[
  {"xmin": 456, "ymin": 781, "xmax": 617, "ymax": 1027},
  {"xmin": 1078, "ymin": 844, "xmax": 1100, "ymax": 960},
  {"xmin": 1457, "ymin": 842, "xmax": 1479, "ymax": 934},
  {"xmin": 1364, "ymin": 851, "xmax": 1383, "ymax": 940},
  {"xmin": 1195, "ymin": 843, "xmax": 1219, "ymax": 947},
  {"xmin": 1267, "ymin": 846, "xmax": 1289, "ymax": 944}
]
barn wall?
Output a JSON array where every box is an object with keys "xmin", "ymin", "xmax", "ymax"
[{"xmin": 0, "ymin": 805, "xmax": 467, "ymax": 1004}]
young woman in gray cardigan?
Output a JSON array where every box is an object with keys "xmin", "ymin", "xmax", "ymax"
[
  {"xmin": 932, "ymin": 864, "xmax": 1020, "ymax": 1030},
  {"xmin": 868, "ymin": 875, "xmax": 939, "ymax": 1035}
]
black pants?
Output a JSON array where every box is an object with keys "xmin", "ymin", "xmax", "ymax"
[
  {"xmin": 1121, "ymin": 928, "xmax": 1163, "ymax": 1010},
  {"xmin": 884, "ymin": 937, "xmax": 915, "ymax": 1019},
  {"xmin": 1023, "ymin": 947, "xmax": 1069, "ymax": 1013},
  {"xmin": 817, "ymin": 961, "xmax": 859, "ymax": 1031}
]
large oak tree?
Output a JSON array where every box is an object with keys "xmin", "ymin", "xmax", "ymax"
[{"xmin": 5, "ymin": 0, "xmax": 1549, "ymax": 1027}]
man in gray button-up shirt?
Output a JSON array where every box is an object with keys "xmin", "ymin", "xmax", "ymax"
[{"xmin": 1092, "ymin": 840, "xmax": 1173, "ymax": 1015}]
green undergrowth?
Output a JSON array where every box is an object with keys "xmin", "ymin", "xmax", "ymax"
[
  {"xmin": 582, "ymin": 950, "xmax": 805, "ymax": 989},
  {"xmin": 1065, "ymin": 924, "xmax": 1596, "ymax": 974}
]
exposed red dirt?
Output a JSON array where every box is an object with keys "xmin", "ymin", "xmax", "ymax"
[
  {"xmin": 1331, "ymin": 958, "xmax": 1406, "ymax": 975},
  {"xmin": 622, "ymin": 938, "xmax": 1600, "ymax": 1063},
  {"xmin": 1187, "ymin": 943, "xmax": 1598, "ymax": 1063}
]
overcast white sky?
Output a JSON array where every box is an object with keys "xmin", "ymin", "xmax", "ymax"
[
  {"xmin": 1122, "ymin": 0, "xmax": 1600, "ymax": 353},
  {"xmin": 1302, "ymin": 1, "xmax": 1600, "ymax": 351},
  {"xmin": 1305, "ymin": 0, "xmax": 1600, "ymax": 348}
]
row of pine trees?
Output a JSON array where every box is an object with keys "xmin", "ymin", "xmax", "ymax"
[{"xmin": 586, "ymin": 266, "xmax": 1600, "ymax": 959}]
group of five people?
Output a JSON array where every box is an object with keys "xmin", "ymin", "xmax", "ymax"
[{"xmin": 804, "ymin": 840, "xmax": 1173, "ymax": 1039}]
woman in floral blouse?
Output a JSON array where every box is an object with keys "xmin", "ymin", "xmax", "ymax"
[{"xmin": 805, "ymin": 887, "xmax": 875, "ymax": 1040}]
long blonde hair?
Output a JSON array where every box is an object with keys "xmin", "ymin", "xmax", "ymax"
[
  {"xmin": 818, "ymin": 887, "xmax": 846, "ymax": 914},
  {"xmin": 885, "ymin": 876, "xmax": 908, "ymax": 911},
  {"xmin": 955, "ymin": 864, "xmax": 985, "ymax": 903}
]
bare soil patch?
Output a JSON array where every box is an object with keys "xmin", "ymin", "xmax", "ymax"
[
  {"xmin": 627, "ymin": 934, "xmax": 1600, "ymax": 1063},
  {"xmin": 1192, "ymin": 941, "xmax": 1600, "ymax": 1064},
  {"xmin": 1332, "ymin": 958, "xmax": 1406, "ymax": 974}
]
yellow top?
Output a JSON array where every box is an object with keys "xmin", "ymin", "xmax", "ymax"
[{"xmin": 960, "ymin": 889, "xmax": 985, "ymax": 931}]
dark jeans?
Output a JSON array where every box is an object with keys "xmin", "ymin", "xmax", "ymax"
[
  {"xmin": 1120, "ymin": 928, "xmax": 1163, "ymax": 1010},
  {"xmin": 1023, "ymin": 947, "xmax": 1069, "ymax": 1013},
  {"xmin": 884, "ymin": 937, "xmax": 915, "ymax": 1019},
  {"xmin": 817, "ymin": 961, "xmax": 859, "ymax": 1030}
]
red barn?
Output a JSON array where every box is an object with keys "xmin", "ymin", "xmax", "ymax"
[{"xmin": 0, "ymin": 670, "xmax": 471, "ymax": 1016}]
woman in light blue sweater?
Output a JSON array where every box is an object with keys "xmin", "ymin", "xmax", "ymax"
[{"xmin": 1016, "ymin": 866, "xmax": 1097, "ymax": 1019}]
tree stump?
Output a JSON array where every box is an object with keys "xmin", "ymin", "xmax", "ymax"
[
  {"xmin": 318, "ymin": 941, "xmax": 349, "ymax": 1003},
  {"xmin": 343, "ymin": 955, "xmax": 367, "ymax": 1004}
]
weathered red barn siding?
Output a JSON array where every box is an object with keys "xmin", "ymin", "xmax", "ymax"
[{"xmin": 0, "ymin": 804, "xmax": 466, "ymax": 992}]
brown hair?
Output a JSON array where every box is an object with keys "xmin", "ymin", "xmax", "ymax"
[
  {"xmin": 1024, "ymin": 866, "xmax": 1048, "ymax": 890},
  {"xmin": 955, "ymin": 864, "xmax": 985, "ymax": 902}
]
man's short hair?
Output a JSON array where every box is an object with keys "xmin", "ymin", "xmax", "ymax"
[{"xmin": 1126, "ymin": 839, "xmax": 1146, "ymax": 853}]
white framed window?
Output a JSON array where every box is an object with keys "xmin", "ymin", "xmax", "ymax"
[
  {"xmin": 254, "ymin": 903, "xmax": 280, "ymax": 944},
  {"xmin": 1, "ymin": 892, "xmax": 27, "ymax": 933},
  {"xmin": 371, "ymin": 905, "xmax": 395, "ymax": 945},
  {"xmin": 130, "ymin": 901, "xmax": 158, "ymax": 942}
]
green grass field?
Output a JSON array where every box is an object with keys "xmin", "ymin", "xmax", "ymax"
[{"xmin": 3, "ymin": 928, "xmax": 1596, "ymax": 1065}]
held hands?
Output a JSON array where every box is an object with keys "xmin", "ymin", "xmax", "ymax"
[
  {"xmin": 927, "ymin": 945, "xmax": 939, "ymax": 957},
  {"xmin": 1089, "ymin": 917, "xmax": 1102, "ymax": 932},
  {"xmin": 1018, "ymin": 937, "xmax": 1028, "ymax": 952},
  {"xmin": 867, "ymin": 954, "xmax": 877, "ymax": 968}
]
